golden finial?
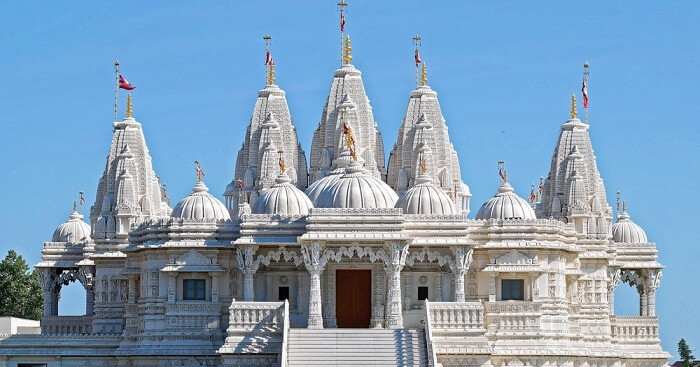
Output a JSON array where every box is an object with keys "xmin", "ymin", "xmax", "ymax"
[
  {"xmin": 73, "ymin": 200, "xmax": 77, "ymax": 212},
  {"xmin": 194, "ymin": 160, "xmax": 205, "ymax": 182},
  {"xmin": 126, "ymin": 93, "xmax": 133, "ymax": 118},
  {"xmin": 570, "ymin": 94, "xmax": 577, "ymax": 119},
  {"xmin": 343, "ymin": 35, "xmax": 352, "ymax": 65},
  {"xmin": 278, "ymin": 150, "xmax": 286, "ymax": 174},
  {"xmin": 420, "ymin": 62, "xmax": 427, "ymax": 86},
  {"xmin": 622, "ymin": 201, "xmax": 627, "ymax": 212},
  {"xmin": 267, "ymin": 60, "xmax": 276, "ymax": 85}
]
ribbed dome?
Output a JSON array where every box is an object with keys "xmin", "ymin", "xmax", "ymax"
[
  {"xmin": 612, "ymin": 210, "xmax": 648, "ymax": 243},
  {"xmin": 475, "ymin": 181, "xmax": 536, "ymax": 220},
  {"xmin": 305, "ymin": 148, "xmax": 354, "ymax": 203},
  {"xmin": 171, "ymin": 181, "xmax": 231, "ymax": 221},
  {"xmin": 314, "ymin": 162, "xmax": 399, "ymax": 209},
  {"xmin": 253, "ymin": 173, "xmax": 313, "ymax": 215},
  {"xmin": 52, "ymin": 209, "xmax": 92, "ymax": 243},
  {"xmin": 396, "ymin": 174, "xmax": 459, "ymax": 215}
]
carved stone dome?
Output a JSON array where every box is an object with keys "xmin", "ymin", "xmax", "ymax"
[
  {"xmin": 396, "ymin": 173, "xmax": 458, "ymax": 215},
  {"xmin": 171, "ymin": 181, "xmax": 231, "ymax": 221},
  {"xmin": 52, "ymin": 209, "xmax": 92, "ymax": 243},
  {"xmin": 314, "ymin": 161, "xmax": 399, "ymax": 209},
  {"xmin": 475, "ymin": 181, "xmax": 536, "ymax": 220},
  {"xmin": 612, "ymin": 210, "xmax": 648, "ymax": 243},
  {"xmin": 253, "ymin": 173, "xmax": 314, "ymax": 215},
  {"xmin": 305, "ymin": 148, "xmax": 354, "ymax": 203}
]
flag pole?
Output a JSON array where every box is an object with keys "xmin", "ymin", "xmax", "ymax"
[
  {"xmin": 263, "ymin": 35, "xmax": 272, "ymax": 85},
  {"xmin": 113, "ymin": 60, "xmax": 120, "ymax": 122},
  {"xmin": 413, "ymin": 35, "xmax": 421, "ymax": 88},
  {"xmin": 338, "ymin": 1, "xmax": 348, "ymax": 66},
  {"xmin": 583, "ymin": 61, "xmax": 589, "ymax": 124}
]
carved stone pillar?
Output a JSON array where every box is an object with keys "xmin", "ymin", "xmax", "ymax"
[
  {"xmin": 236, "ymin": 245, "xmax": 259, "ymax": 302},
  {"xmin": 403, "ymin": 273, "xmax": 413, "ymax": 311},
  {"xmin": 85, "ymin": 286, "xmax": 95, "ymax": 315},
  {"xmin": 637, "ymin": 284, "xmax": 647, "ymax": 316},
  {"xmin": 301, "ymin": 242, "xmax": 327, "ymax": 329},
  {"xmin": 434, "ymin": 274, "xmax": 443, "ymax": 302},
  {"xmin": 323, "ymin": 268, "xmax": 337, "ymax": 328},
  {"xmin": 38, "ymin": 269, "xmax": 55, "ymax": 316},
  {"xmin": 607, "ymin": 268, "xmax": 621, "ymax": 314},
  {"xmin": 295, "ymin": 272, "xmax": 303, "ymax": 313},
  {"xmin": 265, "ymin": 274, "xmax": 273, "ymax": 302},
  {"xmin": 646, "ymin": 270, "xmax": 662, "ymax": 316},
  {"xmin": 211, "ymin": 272, "xmax": 220, "ymax": 302},
  {"xmin": 383, "ymin": 242, "xmax": 409, "ymax": 329},
  {"xmin": 489, "ymin": 273, "xmax": 497, "ymax": 302},
  {"xmin": 167, "ymin": 273, "xmax": 176, "ymax": 302},
  {"xmin": 450, "ymin": 247, "xmax": 473, "ymax": 302},
  {"xmin": 127, "ymin": 275, "xmax": 137, "ymax": 304}
]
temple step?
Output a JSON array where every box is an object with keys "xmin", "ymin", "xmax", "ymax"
[{"xmin": 286, "ymin": 328, "xmax": 429, "ymax": 366}]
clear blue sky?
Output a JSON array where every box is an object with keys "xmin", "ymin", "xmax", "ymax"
[{"xmin": 1, "ymin": 1, "xmax": 697, "ymax": 358}]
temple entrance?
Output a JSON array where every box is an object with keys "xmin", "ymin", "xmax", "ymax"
[{"xmin": 335, "ymin": 269, "xmax": 371, "ymax": 328}]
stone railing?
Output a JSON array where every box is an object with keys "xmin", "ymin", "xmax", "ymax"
[
  {"xmin": 281, "ymin": 300, "xmax": 290, "ymax": 367},
  {"xmin": 218, "ymin": 301, "xmax": 287, "ymax": 356},
  {"xmin": 427, "ymin": 301, "xmax": 486, "ymax": 334},
  {"xmin": 485, "ymin": 301, "xmax": 542, "ymax": 335},
  {"xmin": 610, "ymin": 315, "xmax": 659, "ymax": 343},
  {"xmin": 423, "ymin": 300, "xmax": 439, "ymax": 367},
  {"xmin": 164, "ymin": 301, "xmax": 222, "ymax": 330},
  {"xmin": 41, "ymin": 315, "xmax": 93, "ymax": 334}
]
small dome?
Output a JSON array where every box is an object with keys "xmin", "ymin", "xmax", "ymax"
[
  {"xmin": 171, "ymin": 181, "xmax": 231, "ymax": 221},
  {"xmin": 612, "ymin": 210, "xmax": 648, "ymax": 243},
  {"xmin": 253, "ymin": 173, "xmax": 313, "ymax": 215},
  {"xmin": 396, "ymin": 174, "xmax": 459, "ymax": 215},
  {"xmin": 305, "ymin": 148, "xmax": 354, "ymax": 203},
  {"xmin": 52, "ymin": 209, "xmax": 91, "ymax": 243},
  {"xmin": 475, "ymin": 181, "xmax": 536, "ymax": 220},
  {"xmin": 314, "ymin": 162, "xmax": 399, "ymax": 209}
]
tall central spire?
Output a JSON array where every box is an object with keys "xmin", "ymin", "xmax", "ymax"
[{"xmin": 308, "ymin": 2, "xmax": 386, "ymax": 182}]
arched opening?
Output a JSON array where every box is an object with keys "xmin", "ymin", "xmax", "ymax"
[
  {"xmin": 614, "ymin": 282, "xmax": 640, "ymax": 315},
  {"xmin": 58, "ymin": 281, "xmax": 87, "ymax": 316}
]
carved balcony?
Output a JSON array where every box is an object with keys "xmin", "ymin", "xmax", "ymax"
[
  {"xmin": 610, "ymin": 315, "xmax": 660, "ymax": 345},
  {"xmin": 41, "ymin": 315, "xmax": 93, "ymax": 334},
  {"xmin": 164, "ymin": 301, "xmax": 223, "ymax": 331},
  {"xmin": 485, "ymin": 301, "xmax": 542, "ymax": 337},
  {"xmin": 427, "ymin": 302, "xmax": 486, "ymax": 335},
  {"xmin": 218, "ymin": 301, "xmax": 288, "ymax": 355}
]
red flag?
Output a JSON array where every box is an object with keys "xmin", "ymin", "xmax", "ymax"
[
  {"xmin": 498, "ymin": 167, "xmax": 506, "ymax": 181},
  {"xmin": 119, "ymin": 75, "xmax": 135, "ymax": 90},
  {"xmin": 581, "ymin": 78, "xmax": 589, "ymax": 108},
  {"xmin": 340, "ymin": 13, "xmax": 346, "ymax": 32},
  {"xmin": 414, "ymin": 49, "xmax": 421, "ymax": 67},
  {"xmin": 528, "ymin": 189, "xmax": 536, "ymax": 203},
  {"xmin": 265, "ymin": 50, "xmax": 272, "ymax": 65},
  {"xmin": 538, "ymin": 182, "xmax": 544, "ymax": 194}
]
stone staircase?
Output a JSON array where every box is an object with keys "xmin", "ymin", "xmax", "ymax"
[{"xmin": 286, "ymin": 328, "xmax": 429, "ymax": 366}]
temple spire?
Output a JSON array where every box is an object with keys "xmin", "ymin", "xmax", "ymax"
[{"xmin": 570, "ymin": 94, "xmax": 577, "ymax": 120}]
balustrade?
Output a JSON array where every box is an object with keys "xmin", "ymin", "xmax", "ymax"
[
  {"xmin": 610, "ymin": 315, "xmax": 659, "ymax": 343},
  {"xmin": 41, "ymin": 315, "xmax": 93, "ymax": 334},
  {"xmin": 485, "ymin": 301, "xmax": 542, "ymax": 335},
  {"xmin": 427, "ymin": 302, "xmax": 485, "ymax": 332}
]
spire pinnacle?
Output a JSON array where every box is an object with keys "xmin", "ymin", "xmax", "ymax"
[
  {"xmin": 570, "ymin": 94, "xmax": 577, "ymax": 119},
  {"xmin": 343, "ymin": 35, "xmax": 352, "ymax": 65},
  {"xmin": 73, "ymin": 200, "xmax": 77, "ymax": 212},
  {"xmin": 126, "ymin": 93, "xmax": 133, "ymax": 118},
  {"xmin": 420, "ymin": 62, "xmax": 427, "ymax": 86}
]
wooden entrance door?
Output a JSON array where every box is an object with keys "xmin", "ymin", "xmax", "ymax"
[{"xmin": 335, "ymin": 269, "xmax": 372, "ymax": 328}]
